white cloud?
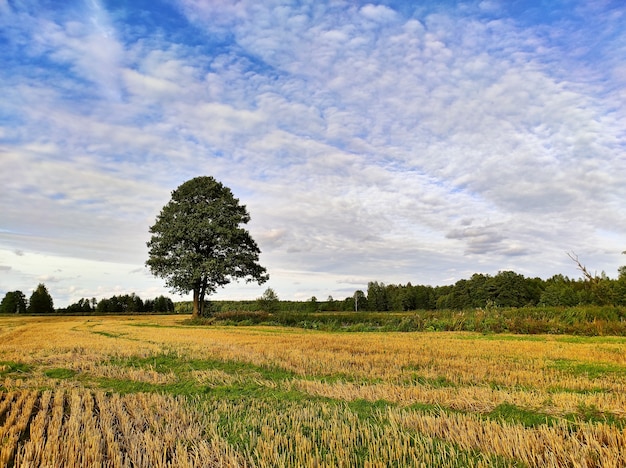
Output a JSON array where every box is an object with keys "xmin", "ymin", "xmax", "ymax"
[
  {"xmin": 1, "ymin": 0, "xmax": 625, "ymax": 305},
  {"xmin": 359, "ymin": 4, "xmax": 397, "ymax": 23}
]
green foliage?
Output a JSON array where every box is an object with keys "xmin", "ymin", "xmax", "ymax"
[
  {"xmin": 27, "ymin": 283, "xmax": 54, "ymax": 313},
  {"xmin": 86, "ymin": 293, "xmax": 174, "ymax": 314},
  {"xmin": 257, "ymin": 287, "xmax": 280, "ymax": 313},
  {"xmin": 63, "ymin": 297, "xmax": 95, "ymax": 314},
  {"xmin": 362, "ymin": 266, "xmax": 626, "ymax": 312},
  {"xmin": 367, "ymin": 281, "xmax": 389, "ymax": 311},
  {"xmin": 146, "ymin": 176, "xmax": 268, "ymax": 317},
  {"xmin": 0, "ymin": 290, "xmax": 27, "ymax": 314},
  {"xmin": 143, "ymin": 295, "xmax": 175, "ymax": 313},
  {"xmin": 95, "ymin": 294, "xmax": 139, "ymax": 313},
  {"xmin": 192, "ymin": 306, "xmax": 626, "ymax": 336},
  {"xmin": 353, "ymin": 290, "xmax": 367, "ymax": 312}
]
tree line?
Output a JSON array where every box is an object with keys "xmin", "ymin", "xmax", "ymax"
[
  {"xmin": 0, "ymin": 283, "xmax": 54, "ymax": 314},
  {"xmin": 0, "ymin": 284, "xmax": 174, "ymax": 314},
  {"xmin": 3, "ymin": 266, "xmax": 624, "ymax": 316},
  {"xmin": 355, "ymin": 268, "xmax": 626, "ymax": 312},
  {"xmin": 180, "ymin": 266, "xmax": 626, "ymax": 317}
]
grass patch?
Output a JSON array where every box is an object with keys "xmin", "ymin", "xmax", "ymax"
[
  {"xmin": 0, "ymin": 361, "xmax": 33, "ymax": 376},
  {"xmin": 99, "ymin": 352, "xmax": 302, "ymax": 399},
  {"xmin": 91, "ymin": 330, "xmax": 126, "ymax": 338},
  {"xmin": 110, "ymin": 352, "xmax": 297, "ymax": 382},
  {"xmin": 454, "ymin": 333, "xmax": 547, "ymax": 342},
  {"xmin": 347, "ymin": 398, "xmax": 393, "ymax": 421},
  {"xmin": 564, "ymin": 403, "xmax": 626, "ymax": 428},
  {"xmin": 488, "ymin": 403, "xmax": 558, "ymax": 427},
  {"xmin": 127, "ymin": 321, "xmax": 186, "ymax": 329},
  {"xmin": 44, "ymin": 368, "xmax": 77, "ymax": 379},
  {"xmin": 550, "ymin": 359, "xmax": 626, "ymax": 379},
  {"xmin": 555, "ymin": 336, "xmax": 626, "ymax": 344}
]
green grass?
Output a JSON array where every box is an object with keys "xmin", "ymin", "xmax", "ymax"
[
  {"xmin": 109, "ymin": 352, "xmax": 297, "ymax": 381},
  {"xmin": 453, "ymin": 334, "xmax": 547, "ymax": 342},
  {"xmin": 487, "ymin": 403, "xmax": 558, "ymax": 428},
  {"xmin": 99, "ymin": 352, "xmax": 302, "ymax": 398},
  {"xmin": 347, "ymin": 397, "xmax": 394, "ymax": 421},
  {"xmin": 549, "ymin": 359, "xmax": 626, "ymax": 379},
  {"xmin": 44, "ymin": 368, "xmax": 77, "ymax": 379},
  {"xmin": 91, "ymin": 330, "xmax": 127, "ymax": 338},
  {"xmin": 0, "ymin": 361, "xmax": 32, "ymax": 376},
  {"xmin": 565, "ymin": 403, "xmax": 626, "ymax": 427},
  {"xmin": 555, "ymin": 336, "xmax": 626, "ymax": 344}
]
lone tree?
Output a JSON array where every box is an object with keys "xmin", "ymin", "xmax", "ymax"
[
  {"xmin": 146, "ymin": 176, "xmax": 269, "ymax": 318},
  {"xmin": 27, "ymin": 283, "xmax": 54, "ymax": 313},
  {"xmin": 258, "ymin": 287, "xmax": 280, "ymax": 313}
]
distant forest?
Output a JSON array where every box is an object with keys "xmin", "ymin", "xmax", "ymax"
[
  {"xmin": 179, "ymin": 268, "xmax": 626, "ymax": 315},
  {"xmin": 2, "ymin": 266, "xmax": 625, "ymax": 315},
  {"xmin": 0, "ymin": 287, "xmax": 175, "ymax": 315}
]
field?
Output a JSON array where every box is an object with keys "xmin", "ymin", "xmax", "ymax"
[{"xmin": 1, "ymin": 315, "xmax": 625, "ymax": 467}]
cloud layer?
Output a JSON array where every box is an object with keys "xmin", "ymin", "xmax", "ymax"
[{"xmin": 1, "ymin": 0, "xmax": 625, "ymax": 305}]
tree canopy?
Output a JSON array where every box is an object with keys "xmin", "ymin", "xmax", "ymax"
[
  {"xmin": 26, "ymin": 283, "xmax": 54, "ymax": 314},
  {"xmin": 0, "ymin": 290, "xmax": 27, "ymax": 314},
  {"xmin": 258, "ymin": 287, "xmax": 280, "ymax": 313},
  {"xmin": 146, "ymin": 176, "xmax": 268, "ymax": 317}
]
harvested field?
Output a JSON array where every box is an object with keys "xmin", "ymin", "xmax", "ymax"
[{"xmin": 1, "ymin": 315, "xmax": 625, "ymax": 467}]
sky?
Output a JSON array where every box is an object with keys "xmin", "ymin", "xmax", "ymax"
[{"xmin": 1, "ymin": 0, "xmax": 625, "ymax": 307}]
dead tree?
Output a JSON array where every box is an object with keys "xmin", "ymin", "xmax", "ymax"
[
  {"xmin": 567, "ymin": 252, "xmax": 597, "ymax": 284},
  {"xmin": 567, "ymin": 251, "xmax": 615, "ymax": 305}
]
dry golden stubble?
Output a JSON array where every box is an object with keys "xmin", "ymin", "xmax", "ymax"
[
  {"xmin": 290, "ymin": 379, "xmax": 626, "ymax": 417},
  {"xmin": 1, "ymin": 316, "xmax": 625, "ymax": 467},
  {"xmin": 388, "ymin": 408, "xmax": 626, "ymax": 468},
  {"xmin": 116, "ymin": 324, "xmax": 623, "ymax": 387},
  {"xmin": 2, "ymin": 316, "xmax": 625, "ymax": 412},
  {"xmin": 7, "ymin": 389, "xmax": 245, "ymax": 468},
  {"xmin": 199, "ymin": 399, "xmax": 506, "ymax": 467},
  {"xmin": 0, "ymin": 390, "xmax": 39, "ymax": 466}
]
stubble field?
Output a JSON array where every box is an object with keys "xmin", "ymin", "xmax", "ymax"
[{"xmin": 1, "ymin": 315, "xmax": 625, "ymax": 467}]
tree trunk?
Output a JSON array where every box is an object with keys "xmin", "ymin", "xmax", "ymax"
[
  {"xmin": 192, "ymin": 288, "xmax": 200, "ymax": 318},
  {"xmin": 199, "ymin": 279, "xmax": 206, "ymax": 317}
]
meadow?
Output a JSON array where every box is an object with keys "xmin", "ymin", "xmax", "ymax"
[{"xmin": 1, "ymin": 315, "xmax": 625, "ymax": 467}]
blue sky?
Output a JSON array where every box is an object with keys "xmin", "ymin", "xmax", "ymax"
[{"xmin": 1, "ymin": 0, "xmax": 625, "ymax": 306}]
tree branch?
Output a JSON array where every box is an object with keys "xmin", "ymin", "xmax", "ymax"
[{"xmin": 567, "ymin": 251, "xmax": 597, "ymax": 283}]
